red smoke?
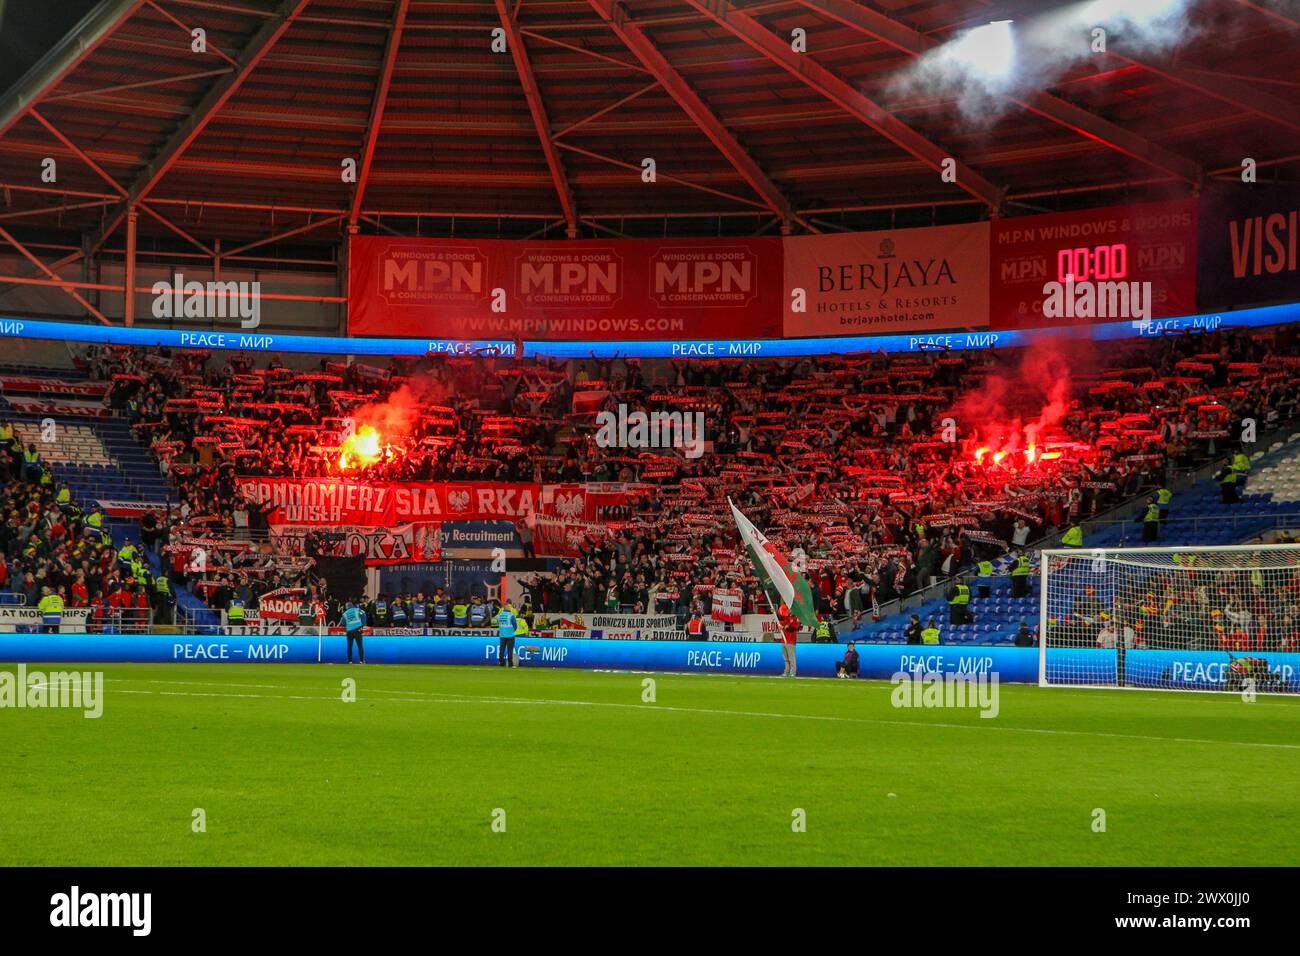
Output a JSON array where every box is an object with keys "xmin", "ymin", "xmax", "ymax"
[
  {"xmin": 336, "ymin": 376, "xmax": 449, "ymax": 472},
  {"xmin": 951, "ymin": 340, "xmax": 1083, "ymax": 466}
]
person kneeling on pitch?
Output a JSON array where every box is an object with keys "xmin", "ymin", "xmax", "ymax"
[
  {"xmin": 342, "ymin": 600, "xmax": 366, "ymax": 664},
  {"xmin": 496, "ymin": 601, "xmax": 518, "ymax": 667},
  {"xmin": 835, "ymin": 642, "xmax": 859, "ymax": 678}
]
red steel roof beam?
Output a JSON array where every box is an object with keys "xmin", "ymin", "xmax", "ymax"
[
  {"xmin": 349, "ymin": 0, "xmax": 411, "ymax": 228},
  {"xmin": 681, "ymin": 0, "xmax": 1004, "ymax": 212},
  {"xmin": 494, "ymin": 0, "xmax": 581, "ymax": 238}
]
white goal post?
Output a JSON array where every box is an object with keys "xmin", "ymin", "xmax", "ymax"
[{"xmin": 1038, "ymin": 543, "xmax": 1300, "ymax": 694}]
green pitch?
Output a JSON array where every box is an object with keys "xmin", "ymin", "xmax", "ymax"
[{"xmin": 3, "ymin": 662, "xmax": 1299, "ymax": 866}]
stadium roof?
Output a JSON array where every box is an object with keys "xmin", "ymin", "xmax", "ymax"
[{"xmin": 0, "ymin": 0, "xmax": 1297, "ymax": 256}]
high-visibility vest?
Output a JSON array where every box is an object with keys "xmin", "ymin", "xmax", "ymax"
[
  {"xmin": 56, "ymin": 488, "xmax": 70, "ymax": 505},
  {"xmin": 0, "ymin": 424, "xmax": 12, "ymax": 442},
  {"xmin": 687, "ymin": 618, "xmax": 704, "ymax": 635},
  {"xmin": 1062, "ymin": 526, "xmax": 1083, "ymax": 547},
  {"xmin": 391, "ymin": 602, "xmax": 408, "ymax": 624},
  {"xmin": 949, "ymin": 583, "xmax": 970, "ymax": 605},
  {"xmin": 227, "ymin": 600, "xmax": 245, "ymax": 623},
  {"xmin": 1221, "ymin": 470, "xmax": 1238, "ymax": 485},
  {"xmin": 1011, "ymin": 555, "xmax": 1031, "ymax": 577},
  {"xmin": 298, "ymin": 603, "xmax": 315, "ymax": 626},
  {"xmin": 23, "ymin": 448, "xmax": 39, "ymax": 464},
  {"xmin": 496, "ymin": 609, "xmax": 517, "ymax": 635},
  {"xmin": 977, "ymin": 560, "xmax": 993, "ymax": 578},
  {"xmin": 452, "ymin": 603, "xmax": 468, "ymax": 625},
  {"xmin": 433, "ymin": 601, "xmax": 450, "ymax": 624},
  {"xmin": 1233, "ymin": 453, "xmax": 1251, "ymax": 474},
  {"xmin": 1156, "ymin": 488, "xmax": 1173, "ymax": 505},
  {"xmin": 343, "ymin": 606, "xmax": 365, "ymax": 631},
  {"xmin": 155, "ymin": 575, "xmax": 170, "ymax": 595},
  {"xmin": 468, "ymin": 602, "xmax": 489, "ymax": 625},
  {"xmin": 38, "ymin": 594, "xmax": 64, "ymax": 623},
  {"xmin": 87, "ymin": 511, "xmax": 103, "ymax": 528},
  {"xmin": 815, "ymin": 620, "xmax": 831, "ymax": 640},
  {"xmin": 921, "ymin": 627, "xmax": 940, "ymax": 645},
  {"xmin": 514, "ymin": 616, "xmax": 530, "ymax": 637},
  {"xmin": 411, "ymin": 601, "xmax": 428, "ymax": 623},
  {"xmin": 1144, "ymin": 503, "xmax": 1161, "ymax": 523},
  {"xmin": 372, "ymin": 600, "xmax": 388, "ymax": 622}
]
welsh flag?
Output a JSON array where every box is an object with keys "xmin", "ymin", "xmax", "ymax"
[{"xmin": 728, "ymin": 497, "xmax": 818, "ymax": 627}]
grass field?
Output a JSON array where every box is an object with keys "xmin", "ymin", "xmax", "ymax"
[{"xmin": 3, "ymin": 662, "xmax": 1299, "ymax": 866}]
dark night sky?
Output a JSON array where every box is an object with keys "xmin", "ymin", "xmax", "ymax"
[{"xmin": 0, "ymin": 0, "xmax": 100, "ymax": 98}]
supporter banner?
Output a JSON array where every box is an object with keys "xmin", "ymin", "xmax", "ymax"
[
  {"xmin": 990, "ymin": 199, "xmax": 1198, "ymax": 329},
  {"xmin": 256, "ymin": 587, "xmax": 308, "ymax": 622},
  {"xmin": 783, "ymin": 222, "xmax": 990, "ymax": 335},
  {"xmin": 348, "ymin": 235, "xmax": 784, "ymax": 340},
  {"xmin": 0, "ymin": 376, "xmax": 109, "ymax": 397},
  {"xmin": 96, "ymin": 499, "xmax": 167, "ymax": 517},
  {"xmin": 1198, "ymin": 185, "xmax": 1300, "ymax": 312},
  {"xmin": 540, "ymin": 482, "xmax": 643, "ymax": 521},
  {"xmin": 710, "ymin": 588, "xmax": 742, "ymax": 623},
  {"xmin": 6, "ymin": 397, "xmax": 109, "ymax": 418},
  {"xmin": 236, "ymin": 478, "xmax": 540, "ymax": 525},
  {"xmin": 0, "ymin": 607, "xmax": 92, "ymax": 627},
  {"xmin": 271, "ymin": 523, "xmax": 443, "ymax": 565},
  {"xmin": 531, "ymin": 513, "xmax": 611, "ymax": 557}
]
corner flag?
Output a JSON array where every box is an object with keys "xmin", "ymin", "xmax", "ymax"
[{"xmin": 728, "ymin": 497, "xmax": 818, "ymax": 627}]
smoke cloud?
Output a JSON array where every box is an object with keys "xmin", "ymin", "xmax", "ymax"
[
  {"xmin": 887, "ymin": 0, "xmax": 1206, "ymax": 126},
  {"xmin": 952, "ymin": 339, "xmax": 1090, "ymax": 454}
]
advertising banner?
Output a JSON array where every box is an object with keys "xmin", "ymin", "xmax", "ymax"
[
  {"xmin": 990, "ymin": 198, "xmax": 1198, "ymax": 329},
  {"xmin": 1197, "ymin": 184, "xmax": 1299, "ymax": 312},
  {"xmin": 4, "ymin": 305, "xmax": 1298, "ymax": 361},
  {"xmin": 439, "ymin": 521, "xmax": 518, "ymax": 552},
  {"xmin": 0, "ymin": 631, "xmax": 1046, "ymax": 681},
  {"xmin": 236, "ymin": 478, "xmax": 540, "ymax": 525},
  {"xmin": 783, "ymin": 222, "xmax": 989, "ymax": 335},
  {"xmin": 376, "ymin": 559, "xmax": 500, "ymax": 602},
  {"xmin": 348, "ymin": 235, "xmax": 784, "ymax": 341}
]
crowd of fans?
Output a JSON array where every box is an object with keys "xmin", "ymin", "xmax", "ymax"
[
  {"xmin": 1049, "ymin": 559, "xmax": 1300, "ymax": 654},
  {"xmin": 49, "ymin": 325, "xmax": 1300, "ymax": 627},
  {"xmin": 0, "ymin": 434, "xmax": 168, "ymax": 630}
]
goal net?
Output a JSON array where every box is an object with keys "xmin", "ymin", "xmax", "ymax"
[{"xmin": 1038, "ymin": 544, "xmax": 1300, "ymax": 694}]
